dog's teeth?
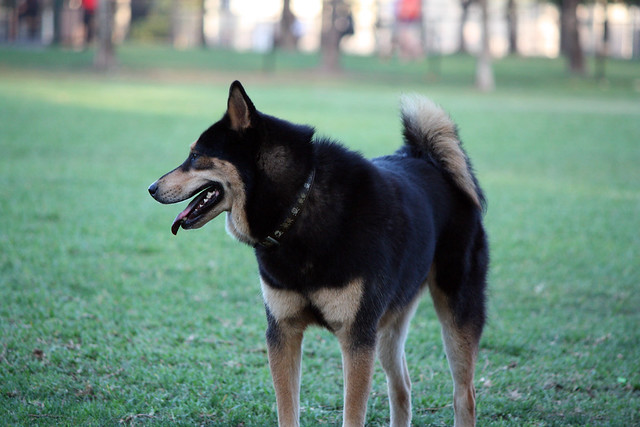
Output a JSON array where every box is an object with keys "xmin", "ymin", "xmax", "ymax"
[{"xmin": 207, "ymin": 192, "xmax": 214, "ymax": 198}]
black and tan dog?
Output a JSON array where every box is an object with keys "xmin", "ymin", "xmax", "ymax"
[{"xmin": 148, "ymin": 81, "xmax": 488, "ymax": 427}]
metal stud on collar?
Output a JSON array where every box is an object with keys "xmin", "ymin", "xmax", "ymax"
[{"xmin": 257, "ymin": 168, "xmax": 316, "ymax": 249}]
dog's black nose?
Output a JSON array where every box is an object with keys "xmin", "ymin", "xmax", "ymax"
[{"xmin": 148, "ymin": 182, "xmax": 158, "ymax": 197}]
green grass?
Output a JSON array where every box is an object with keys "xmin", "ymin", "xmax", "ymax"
[
  {"xmin": 1, "ymin": 44, "xmax": 639, "ymax": 96},
  {"xmin": 1, "ymin": 46, "xmax": 639, "ymax": 426}
]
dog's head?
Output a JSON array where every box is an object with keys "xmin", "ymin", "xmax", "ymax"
[{"xmin": 148, "ymin": 81, "xmax": 314, "ymax": 245}]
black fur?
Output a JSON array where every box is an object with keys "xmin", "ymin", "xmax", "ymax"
[
  {"xmin": 188, "ymin": 82, "xmax": 488, "ymax": 341},
  {"xmin": 150, "ymin": 81, "xmax": 489, "ymax": 424}
]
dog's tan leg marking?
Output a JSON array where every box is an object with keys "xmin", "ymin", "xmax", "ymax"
[
  {"xmin": 267, "ymin": 324, "xmax": 304, "ymax": 427},
  {"xmin": 428, "ymin": 271, "xmax": 478, "ymax": 427},
  {"xmin": 263, "ymin": 278, "xmax": 373, "ymax": 426},
  {"xmin": 339, "ymin": 343, "xmax": 376, "ymax": 427},
  {"xmin": 376, "ymin": 293, "xmax": 422, "ymax": 427},
  {"xmin": 312, "ymin": 279, "xmax": 373, "ymax": 427},
  {"xmin": 260, "ymin": 278, "xmax": 308, "ymax": 427}
]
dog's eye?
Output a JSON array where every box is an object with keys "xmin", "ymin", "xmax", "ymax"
[{"xmin": 190, "ymin": 153, "xmax": 199, "ymax": 162}]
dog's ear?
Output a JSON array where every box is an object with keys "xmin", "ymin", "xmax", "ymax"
[{"xmin": 227, "ymin": 81, "xmax": 255, "ymax": 132}]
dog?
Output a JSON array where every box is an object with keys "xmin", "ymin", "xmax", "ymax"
[{"xmin": 148, "ymin": 81, "xmax": 488, "ymax": 427}]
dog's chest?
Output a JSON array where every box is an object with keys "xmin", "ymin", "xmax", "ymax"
[{"xmin": 260, "ymin": 277, "xmax": 364, "ymax": 331}]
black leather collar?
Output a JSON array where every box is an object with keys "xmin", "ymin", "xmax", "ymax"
[{"xmin": 256, "ymin": 168, "xmax": 316, "ymax": 249}]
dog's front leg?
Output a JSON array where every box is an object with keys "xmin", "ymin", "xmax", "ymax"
[
  {"xmin": 266, "ymin": 317, "xmax": 304, "ymax": 427},
  {"xmin": 339, "ymin": 340, "xmax": 376, "ymax": 427}
]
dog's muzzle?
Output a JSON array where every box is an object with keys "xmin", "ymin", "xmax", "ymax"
[{"xmin": 148, "ymin": 179, "xmax": 224, "ymax": 235}]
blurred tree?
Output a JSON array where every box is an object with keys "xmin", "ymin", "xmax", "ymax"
[
  {"xmin": 130, "ymin": 0, "xmax": 151, "ymax": 21},
  {"xmin": 278, "ymin": 0, "xmax": 298, "ymax": 50},
  {"xmin": 554, "ymin": 0, "xmax": 613, "ymax": 75},
  {"xmin": 170, "ymin": 0, "xmax": 205, "ymax": 48},
  {"xmin": 129, "ymin": 0, "xmax": 171, "ymax": 42},
  {"xmin": 562, "ymin": 0, "xmax": 585, "ymax": 74},
  {"xmin": 553, "ymin": 0, "xmax": 639, "ymax": 76},
  {"xmin": 95, "ymin": 0, "xmax": 116, "ymax": 70},
  {"xmin": 506, "ymin": 0, "xmax": 518, "ymax": 55},
  {"xmin": 320, "ymin": 0, "xmax": 353, "ymax": 72},
  {"xmin": 197, "ymin": 0, "xmax": 205, "ymax": 47},
  {"xmin": 218, "ymin": 0, "xmax": 233, "ymax": 48},
  {"xmin": 595, "ymin": 0, "xmax": 609, "ymax": 80},
  {"xmin": 52, "ymin": 0, "xmax": 63, "ymax": 45},
  {"xmin": 457, "ymin": 0, "xmax": 475, "ymax": 53},
  {"xmin": 171, "ymin": 0, "xmax": 178, "ymax": 45},
  {"xmin": 475, "ymin": 0, "xmax": 494, "ymax": 91},
  {"xmin": 594, "ymin": 0, "xmax": 640, "ymax": 78}
]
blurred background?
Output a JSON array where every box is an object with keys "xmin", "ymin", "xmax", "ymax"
[
  {"xmin": 1, "ymin": 1, "xmax": 639, "ymax": 426},
  {"xmin": 2, "ymin": 0, "xmax": 639, "ymax": 83}
]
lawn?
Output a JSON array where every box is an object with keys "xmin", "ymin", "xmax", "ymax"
[{"xmin": 0, "ymin": 46, "xmax": 639, "ymax": 426}]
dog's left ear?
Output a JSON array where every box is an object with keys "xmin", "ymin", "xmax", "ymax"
[{"xmin": 227, "ymin": 81, "xmax": 256, "ymax": 132}]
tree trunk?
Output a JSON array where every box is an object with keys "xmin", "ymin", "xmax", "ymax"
[
  {"xmin": 94, "ymin": 0, "xmax": 116, "ymax": 71},
  {"xmin": 218, "ymin": 0, "xmax": 233, "ymax": 48},
  {"xmin": 595, "ymin": 0, "xmax": 608, "ymax": 80},
  {"xmin": 562, "ymin": 0, "xmax": 585, "ymax": 75},
  {"xmin": 458, "ymin": 0, "xmax": 472, "ymax": 54},
  {"xmin": 52, "ymin": 0, "xmax": 64, "ymax": 45},
  {"xmin": 559, "ymin": 0, "xmax": 567, "ymax": 55},
  {"xmin": 506, "ymin": 0, "xmax": 518, "ymax": 55},
  {"xmin": 320, "ymin": 0, "xmax": 341, "ymax": 72},
  {"xmin": 171, "ymin": 0, "xmax": 179, "ymax": 47},
  {"xmin": 475, "ymin": 0, "xmax": 495, "ymax": 91},
  {"xmin": 279, "ymin": 0, "xmax": 298, "ymax": 50},
  {"xmin": 198, "ymin": 0, "xmax": 206, "ymax": 47}
]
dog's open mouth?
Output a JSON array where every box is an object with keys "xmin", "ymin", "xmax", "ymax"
[{"xmin": 171, "ymin": 183, "xmax": 224, "ymax": 235}]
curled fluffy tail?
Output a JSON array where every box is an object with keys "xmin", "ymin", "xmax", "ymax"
[{"xmin": 400, "ymin": 95, "xmax": 485, "ymax": 210}]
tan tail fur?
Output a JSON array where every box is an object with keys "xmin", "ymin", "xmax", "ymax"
[{"xmin": 400, "ymin": 95, "xmax": 483, "ymax": 210}]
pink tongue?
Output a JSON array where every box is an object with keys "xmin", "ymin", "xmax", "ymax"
[
  {"xmin": 171, "ymin": 209, "xmax": 190, "ymax": 235},
  {"xmin": 171, "ymin": 196, "xmax": 201, "ymax": 235}
]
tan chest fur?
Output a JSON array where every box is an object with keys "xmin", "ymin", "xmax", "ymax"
[{"xmin": 260, "ymin": 277, "xmax": 364, "ymax": 332}]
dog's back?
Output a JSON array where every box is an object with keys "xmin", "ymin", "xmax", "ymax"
[
  {"xmin": 254, "ymin": 94, "xmax": 488, "ymax": 426},
  {"xmin": 366, "ymin": 95, "xmax": 488, "ymax": 327},
  {"xmin": 380, "ymin": 96, "xmax": 488, "ymax": 426},
  {"xmin": 149, "ymin": 84, "xmax": 488, "ymax": 426}
]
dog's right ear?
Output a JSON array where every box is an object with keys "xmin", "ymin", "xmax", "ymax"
[{"xmin": 227, "ymin": 81, "xmax": 256, "ymax": 132}]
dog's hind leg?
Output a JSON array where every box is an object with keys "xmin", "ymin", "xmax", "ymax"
[
  {"xmin": 428, "ymin": 269, "xmax": 484, "ymax": 427},
  {"xmin": 376, "ymin": 297, "xmax": 421, "ymax": 427}
]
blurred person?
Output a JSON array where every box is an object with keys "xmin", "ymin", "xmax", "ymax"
[
  {"xmin": 394, "ymin": 0, "xmax": 423, "ymax": 60},
  {"xmin": 83, "ymin": 0, "xmax": 97, "ymax": 44}
]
